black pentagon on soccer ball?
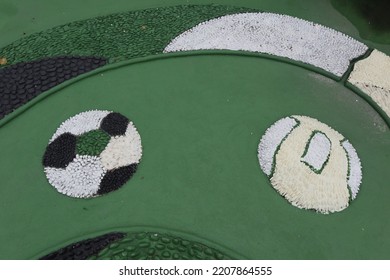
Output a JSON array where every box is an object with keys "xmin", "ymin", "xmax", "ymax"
[
  {"xmin": 43, "ymin": 133, "xmax": 77, "ymax": 168},
  {"xmin": 97, "ymin": 164, "xmax": 138, "ymax": 195},
  {"xmin": 100, "ymin": 112, "xmax": 129, "ymax": 136}
]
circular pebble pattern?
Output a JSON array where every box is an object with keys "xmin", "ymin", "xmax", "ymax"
[
  {"xmin": 41, "ymin": 231, "xmax": 231, "ymax": 260},
  {"xmin": 258, "ymin": 115, "xmax": 362, "ymax": 214},
  {"xmin": 95, "ymin": 232, "xmax": 230, "ymax": 260},
  {"xmin": 0, "ymin": 56, "xmax": 107, "ymax": 120},
  {"xmin": 43, "ymin": 110, "xmax": 142, "ymax": 198}
]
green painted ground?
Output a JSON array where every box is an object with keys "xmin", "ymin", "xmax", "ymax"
[{"xmin": 0, "ymin": 55, "xmax": 388, "ymax": 259}]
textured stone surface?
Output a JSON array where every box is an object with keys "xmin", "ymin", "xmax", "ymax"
[
  {"xmin": 258, "ymin": 116, "xmax": 363, "ymax": 214},
  {"xmin": 40, "ymin": 232, "xmax": 125, "ymax": 260},
  {"xmin": 100, "ymin": 112, "xmax": 129, "ymax": 136},
  {"xmin": 43, "ymin": 133, "xmax": 77, "ymax": 168},
  {"xmin": 93, "ymin": 231, "xmax": 231, "ymax": 260},
  {"xmin": 258, "ymin": 117, "xmax": 298, "ymax": 176},
  {"xmin": 40, "ymin": 231, "xmax": 230, "ymax": 260},
  {"xmin": 43, "ymin": 110, "xmax": 142, "ymax": 198},
  {"xmin": 100, "ymin": 123, "xmax": 142, "ymax": 170},
  {"xmin": 50, "ymin": 110, "xmax": 110, "ymax": 143},
  {"xmin": 348, "ymin": 50, "xmax": 390, "ymax": 117},
  {"xmin": 301, "ymin": 132, "xmax": 331, "ymax": 172},
  {"xmin": 98, "ymin": 164, "xmax": 138, "ymax": 195},
  {"xmin": 76, "ymin": 129, "xmax": 110, "ymax": 156},
  {"xmin": 44, "ymin": 155, "xmax": 107, "ymax": 198},
  {"xmin": 0, "ymin": 56, "xmax": 107, "ymax": 119},
  {"xmin": 164, "ymin": 13, "xmax": 368, "ymax": 77},
  {"xmin": 0, "ymin": 5, "xmax": 254, "ymax": 67},
  {"xmin": 342, "ymin": 140, "xmax": 363, "ymax": 200}
]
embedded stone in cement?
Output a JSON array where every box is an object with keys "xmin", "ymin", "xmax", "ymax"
[
  {"xmin": 348, "ymin": 49, "xmax": 390, "ymax": 117},
  {"xmin": 43, "ymin": 110, "xmax": 142, "ymax": 198},
  {"xmin": 258, "ymin": 117, "xmax": 298, "ymax": 176},
  {"xmin": 0, "ymin": 56, "xmax": 107, "ymax": 120},
  {"xmin": 258, "ymin": 115, "xmax": 363, "ymax": 214},
  {"xmin": 342, "ymin": 140, "xmax": 363, "ymax": 200},
  {"xmin": 164, "ymin": 13, "xmax": 368, "ymax": 77},
  {"xmin": 301, "ymin": 132, "xmax": 331, "ymax": 172}
]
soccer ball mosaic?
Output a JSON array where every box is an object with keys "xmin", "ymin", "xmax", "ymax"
[{"xmin": 42, "ymin": 110, "xmax": 142, "ymax": 198}]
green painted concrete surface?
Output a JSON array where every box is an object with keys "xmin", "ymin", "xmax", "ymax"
[
  {"xmin": 0, "ymin": 55, "xmax": 388, "ymax": 259},
  {"xmin": 0, "ymin": 0, "xmax": 389, "ymax": 259}
]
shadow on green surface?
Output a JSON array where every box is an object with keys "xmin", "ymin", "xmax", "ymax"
[{"xmin": 332, "ymin": 0, "xmax": 390, "ymax": 43}]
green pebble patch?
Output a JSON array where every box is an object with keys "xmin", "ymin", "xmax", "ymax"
[
  {"xmin": 0, "ymin": 5, "xmax": 255, "ymax": 67},
  {"xmin": 76, "ymin": 129, "xmax": 110, "ymax": 156}
]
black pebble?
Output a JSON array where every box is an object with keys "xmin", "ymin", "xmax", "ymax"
[
  {"xmin": 0, "ymin": 56, "xmax": 108, "ymax": 120},
  {"xmin": 42, "ymin": 133, "xmax": 77, "ymax": 168},
  {"xmin": 40, "ymin": 232, "xmax": 125, "ymax": 260},
  {"xmin": 100, "ymin": 112, "xmax": 129, "ymax": 136},
  {"xmin": 97, "ymin": 164, "xmax": 138, "ymax": 195}
]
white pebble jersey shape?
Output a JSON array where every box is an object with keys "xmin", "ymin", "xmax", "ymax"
[{"xmin": 271, "ymin": 116, "xmax": 350, "ymax": 213}]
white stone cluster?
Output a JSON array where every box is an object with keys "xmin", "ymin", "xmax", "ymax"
[
  {"xmin": 258, "ymin": 117, "xmax": 297, "ymax": 176},
  {"xmin": 301, "ymin": 132, "xmax": 331, "ymax": 172},
  {"xmin": 50, "ymin": 110, "xmax": 111, "ymax": 143},
  {"xmin": 44, "ymin": 110, "xmax": 143, "ymax": 198},
  {"xmin": 348, "ymin": 50, "xmax": 390, "ymax": 118},
  {"xmin": 100, "ymin": 122, "xmax": 143, "ymax": 170},
  {"xmin": 342, "ymin": 140, "xmax": 363, "ymax": 200},
  {"xmin": 258, "ymin": 115, "xmax": 363, "ymax": 214},
  {"xmin": 45, "ymin": 155, "xmax": 106, "ymax": 198},
  {"xmin": 164, "ymin": 13, "xmax": 368, "ymax": 77}
]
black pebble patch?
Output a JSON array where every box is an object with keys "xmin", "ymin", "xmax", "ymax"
[
  {"xmin": 97, "ymin": 164, "xmax": 138, "ymax": 195},
  {"xmin": 100, "ymin": 112, "xmax": 129, "ymax": 136},
  {"xmin": 40, "ymin": 232, "xmax": 125, "ymax": 260},
  {"xmin": 0, "ymin": 56, "xmax": 107, "ymax": 119},
  {"xmin": 43, "ymin": 133, "xmax": 77, "ymax": 168}
]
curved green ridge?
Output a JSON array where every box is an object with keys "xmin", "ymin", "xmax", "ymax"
[
  {"xmin": 4, "ymin": 50, "xmax": 389, "ymax": 131},
  {"xmin": 32, "ymin": 226, "xmax": 244, "ymax": 260},
  {"xmin": 1, "ymin": 4, "xmax": 388, "ymax": 127},
  {"xmin": 0, "ymin": 5, "xmax": 256, "ymax": 67},
  {"xmin": 76, "ymin": 129, "xmax": 110, "ymax": 156},
  {"xmin": 91, "ymin": 231, "xmax": 231, "ymax": 260}
]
